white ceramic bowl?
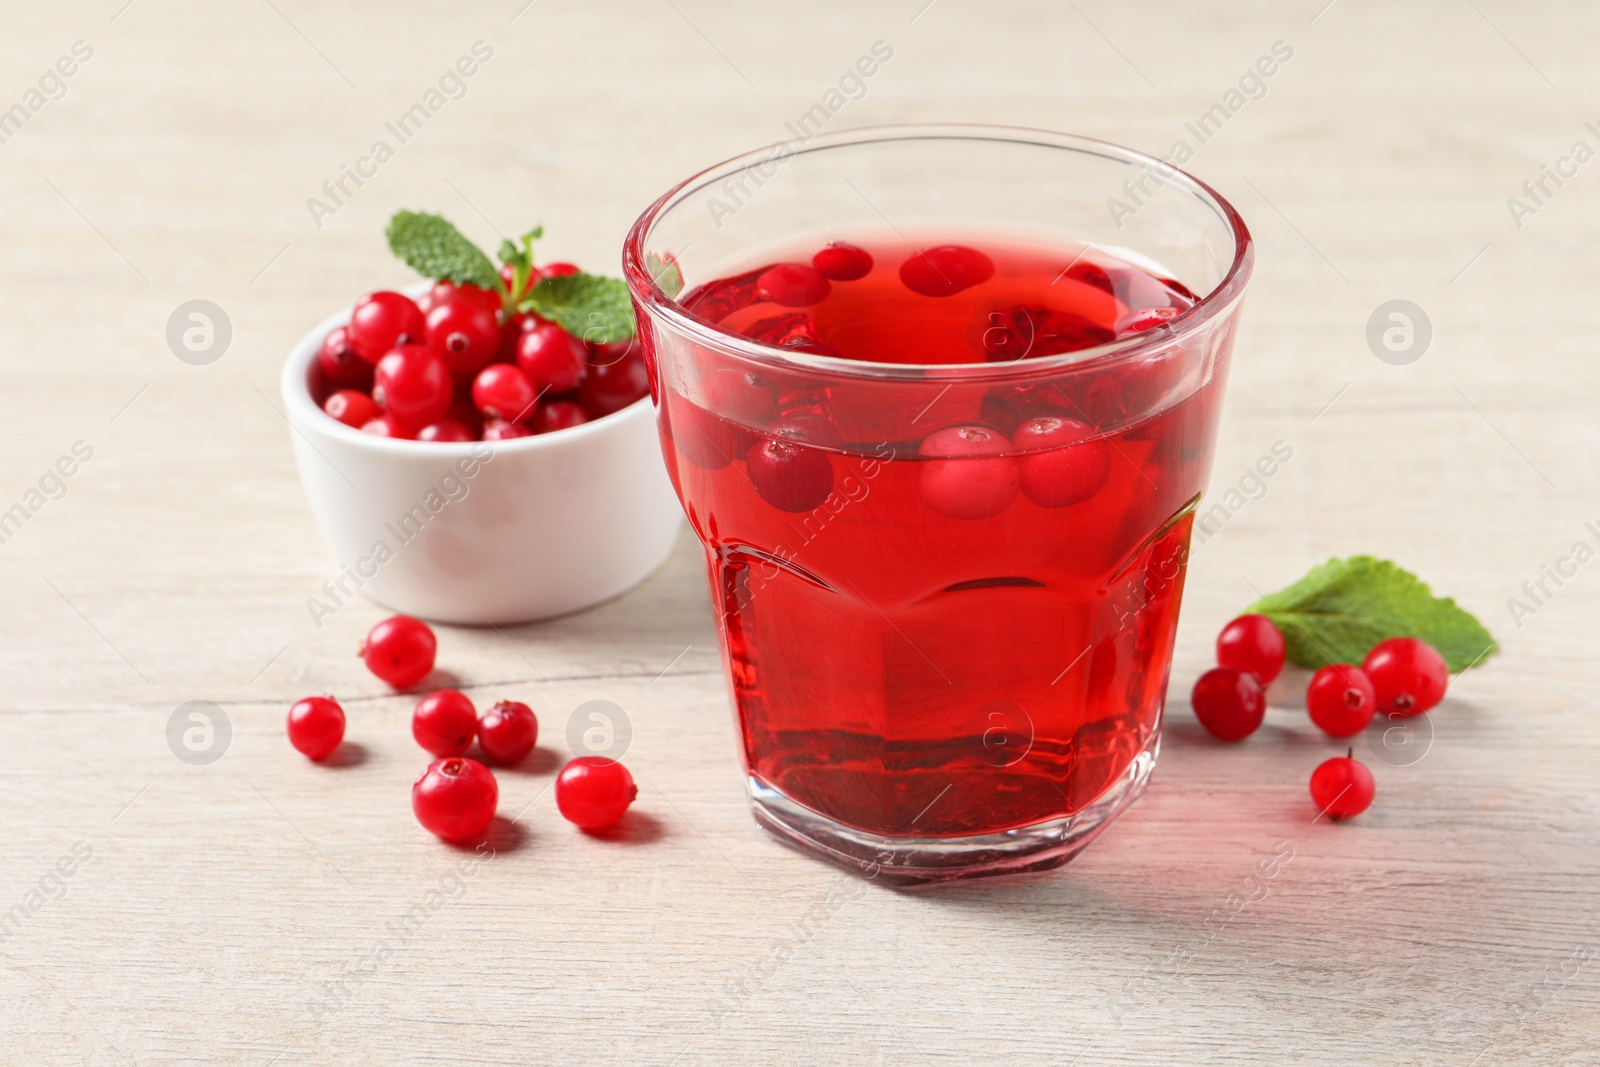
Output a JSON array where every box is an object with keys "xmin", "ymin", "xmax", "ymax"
[{"xmin": 280, "ymin": 286, "xmax": 682, "ymax": 625}]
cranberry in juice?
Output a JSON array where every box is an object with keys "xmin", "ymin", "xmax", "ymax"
[{"xmin": 657, "ymin": 238, "xmax": 1224, "ymax": 839}]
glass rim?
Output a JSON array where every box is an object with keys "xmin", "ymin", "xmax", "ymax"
[{"xmin": 623, "ymin": 122, "xmax": 1253, "ymax": 382}]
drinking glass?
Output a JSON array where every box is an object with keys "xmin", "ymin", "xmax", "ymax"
[{"xmin": 624, "ymin": 125, "xmax": 1252, "ymax": 885}]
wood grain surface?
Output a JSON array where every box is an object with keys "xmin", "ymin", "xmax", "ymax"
[{"xmin": 1, "ymin": 1, "xmax": 1596, "ymax": 1063}]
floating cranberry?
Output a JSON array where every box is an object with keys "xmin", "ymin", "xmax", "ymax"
[
  {"xmin": 899, "ymin": 245, "xmax": 995, "ymax": 298},
  {"xmin": 417, "ymin": 418, "xmax": 474, "ymax": 443},
  {"xmin": 701, "ymin": 367, "xmax": 777, "ymax": 424},
  {"xmin": 286, "ymin": 696, "xmax": 345, "ymax": 761},
  {"xmin": 1216, "ymin": 614, "xmax": 1288, "ymax": 685},
  {"xmin": 1306, "ymin": 665, "xmax": 1377, "ymax": 738},
  {"xmin": 757, "ymin": 264, "xmax": 831, "ymax": 307},
  {"xmin": 1310, "ymin": 750, "xmax": 1375, "ymax": 820},
  {"xmin": 472, "ymin": 363, "xmax": 538, "ymax": 422},
  {"xmin": 669, "ymin": 401, "xmax": 738, "ymax": 470},
  {"xmin": 373, "ymin": 344, "xmax": 452, "ymax": 427},
  {"xmin": 1012, "ymin": 416, "xmax": 1110, "ymax": 508},
  {"xmin": 413, "ymin": 689, "xmax": 477, "ymax": 758},
  {"xmin": 515, "ymin": 322, "xmax": 588, "ymax": 393},
  {"xmin": 413, "ymin": 757, "xmax": 498, "ymax": 841},
  {"xmin": 1190, "ymin": 666, "xmax": 1266, "ymax": 741},
  {"xmin": 812, "ymin": 242, "xmax": 873, "ymax": 281},
  {"xmin": 324, "ymin": 389, "xmax": 379, "ymax": 429},
  {"xmin": 348, "ymin": 291, "xmax": 426, "ymax": 364},
  {"xmin": 917, "ymin": 425, "xmax": 1018, "ymax": 520},
  {"xmin": 747, "ymin": 436, "xmax": 833, "ymax": 513},
  {"xmin": 316, "ymin": 326, "xmax": 373, "ymax": 391},
  {"xmin": 530, "ymin": 400, "xmax": 589, "ymax": 435},
  {"xmin": 482, "ymin": 418, "xmax": 533, "ymax": 441},
  {"xmin": 555, "ymin": 756, "xmax": 637, "ymax": 831},
  {"xmin": 426, "ymin": 295, "xmax": 501, "ymax": 378},
  {"xmin": 360, "ymin": 615, "xmax": 436, "ymax": 688},
  {"xmin": 477, "ymin": 699, "xmax": 538, "ymax": 765},
  {"xmin": 1362, "ymin": 637, "xmax": 1448, "ymax": 718}
]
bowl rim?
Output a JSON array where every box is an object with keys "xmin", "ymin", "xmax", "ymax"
[{"xmin": 279, "ymin": 279, "xmax": 654, "ymax": 456}]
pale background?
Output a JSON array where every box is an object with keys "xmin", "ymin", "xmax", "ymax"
[{"xmin": 1, "ymin": 1, "xmax": 1597, "ymax": 1064}]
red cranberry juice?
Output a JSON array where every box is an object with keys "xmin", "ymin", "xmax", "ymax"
[{"xmin": 659, "ymin": 238, "xmax": 1224, "ymax": 838}]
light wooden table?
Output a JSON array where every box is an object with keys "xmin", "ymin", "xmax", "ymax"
[{"xmin": 2, "ymin": 1, "xmax": 1596, "ymax": 1063}]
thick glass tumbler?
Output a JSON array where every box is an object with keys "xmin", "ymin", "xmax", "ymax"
[{"xmin": 624, "ymin": 125, "xmax": 1252, "ymax": 885}]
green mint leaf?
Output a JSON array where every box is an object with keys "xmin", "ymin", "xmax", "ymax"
[
  {"xmin": 385, "ymin": 210, "xmax": 500, "ymax": 290},
  {"xmin": 646, "ymin": 251, "xmax": 684, "ymax": 299},
  {"xmin": 497, "ymin": 238, "xmax": 522, "ymax": 268},
  {"xmin": 1246, "ymin": 555, "xmax": 1497, "ymax": 672},
  {"xmin": 521, "ymin": 272, "xmax": 636, "ymax": 345}
]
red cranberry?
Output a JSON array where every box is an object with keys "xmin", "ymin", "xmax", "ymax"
[
  {"xmin": 531, "ymin": 400, "xmax": 589, "ymax": 435},
  {"xmin": 701, "ymin": 368, "xmax": 776, "ymax": 424},
  {"xmin": 348, "ymin": 291, "xmax": 425, "ymax": 364},
  {"xmin": 413, "ymin": 689, "xmax": 477, "ymax": 757},
  {"xmin": 540, "ymin": 261, "xmax": 580, "ymax": 278},
  {"xmin": 1310, "ymin": 750, "xmax": 1375, "ymax": 820},
  {"xmin": 1216, "ymin": 614, "xmax": 1288, "ymax": 685},
  {"xmin": 899, "ymin": 245, "xmax": 994, "ymax": 298},
  {"xmin": 1362, "ymin": 638, "xmax": 1448, "ymax": 718},
  {"xmin": 373, "ymin": 344, "xmax": 453, "ymax": 428},
  {"xmin": 417, "ymin": 418, "xmax": 474, "ymax": 443},
  {"xmin": 515, "ymin": 322, "xmax": 588, "ymax": 393},
  {"xmin": 812, "ymin": 242, "xmax": 873, "ymax": 281},
  {"xmin": 323, "ymin": 389, "xmax": 379, "ymax": 429},
  {"xmin": 589, "ymin": 337, "xmax": 637, "ymax": 368},
  {"xmin": 472, "ymin": 363, "xmax": 539, "ymax": 422},
  {"xmin": 446, "ymin": 400, "xmax": 484, "ymax": 438},
  {"xmin": 426, "ymin": 295, "xmax": 500, "ymax": 378},
  {"xmin": 360, "ymin": 615, "xmax": 436, "ymax": 688},
  {"xmin": 1306, "ymin": 665, "xmax": 1377, "ymax": 738},
  {"xmin": 1190, "ymin": 667, "xmax": 1266, "ymax": 741},
  {"xmin": 482, "ymin": 418, "xmax": 533, "ymax": 441},
  {"xmin": 413, "ymin": 757, "xmax": 498, "ymax": 841},
  {"xmin": 555, "ymin": 756, "xmax": 637, "ymax": 831},
  {"xmin": 1115, "ymin": 306, "xmax": 1181, "ymax": 336},
  {"xmin": 1012, "ymin": 416, "xmax": 1110, "ymax": 508},
  {"xmin": 917, "ymin": 425, "xmax": 1018, "ymax": 520},
  {"xmin": 316, "ymin": 326, "xmax": 373, "ymax": 391},
  {"xmin": 477, "ymin": 699, "xmax": 537, "ymax": 765},
  {"xmin": 499, "ymin": 263, "xmax": 537, "ymax": 303},
  {"xmin": 757, "ymin": 264, "xmax": 831, "ymax": 307},
  {"xmin": 747, "ymin": 436, "xmax": 833, "ymax": 513},
  {"xmin": 360, "ymin": 415, "xmax": 416, "ymax": 439},
  {"xmin": 286, "ymin": 696, "xmax": 345, "ymax": 760},
  {"xmin": 668, "ymin": 401, "xmax": 738, "ymax": 470},
  {"xmin": 580, "ymin": 348, "xmax": 649, "ymax": 417}
]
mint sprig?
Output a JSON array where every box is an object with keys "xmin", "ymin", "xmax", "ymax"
[
  {"xmin": 385, "ymin": 210, "xmax": 500, "ymax": 291},
  {"xmin": 1246, "ymin": 556, "xmax": 1496, "ymax": 672},
  {"xmin": 520, "ymin": 273, "xmax": 635, "ymax": 345}
]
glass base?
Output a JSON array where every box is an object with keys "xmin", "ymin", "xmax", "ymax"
[{"xmin": 747, "ymin": 730, "xmax": 1159, "ymax": 888}]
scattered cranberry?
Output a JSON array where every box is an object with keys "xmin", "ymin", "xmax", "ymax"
[
  {"xmin": 417, "ymin": 418, "xmax": 474, "ymax": 443},
  {"xmin": 747, "ymin": 436, "xmax": 833, "ymax": 513},
  {"xmin": 1310, "ymin": 749, "xmax": 1375, "ymax": 820},
  {"xmin": 899, "ymin": 245, "xmax": 994, "ymax": 298},
  {"xmin": 472, "ymin": 363, "xmax": 539, "ymax": 422},
  {"xmin": 531, "ymin": 400, "xmax": 590, "ymax": 435},
  {"xmin": 413, "ymin": 689, "xmax": 478, "ymax": 757},
  {"xmin": 1190, "ymin": 666, "xmax": 1266, "ymax": 741},
  {"xmin": 580, "ymin": 346, "xmax": 649, "ymax": 417},
  {"xmin": 413, "ymin": 757, "xmax": 499, "ymax": 841},
  {"xmin": 360, "ymin": 615, "xmax": 437, "ymax": 688},
  {"xmin": 477, "ymin": 699, "xmax": 538, "ymax": 765},
  {"xmin": 1362, "ymin": 637, "xmax": 1448, "ymax": 717},
  {"xmin": 348, "ymin": 291, "xmax": 426, "ymax": 364},
  {"xmin": 316, "ymin": 326, "xmax": 373, "ymax": 391},
  {"xmin": 286, "ymin": 696, "xmax": 345, "ymax": 761},
  {"xmin": 426, "ymin": 295, "xmax": 501, "ymax": 378},
  {"xmin": 515, "ymin": 322, "xmax": 588, "ymax": 393},
  {"xmin": 1114, "ymin": 306, "xmax": 1181, "ymax": 336},
  {"xmin": 757, "ymin": 264, "xmax": 831, "ymax": 307},
  {"xmin": 1216, "ymin": 614, "xmax": 1287, "ymax": 685},
  {"xmin": 917, "ymin": 425, "xmax": 1019, "ymax": 520},
  {"xmin": 1306, "ymin": 664, "xmax": 1377, "ymax": 738},
  {"xmin": 323, "ymin": 389, "xmax": 379, "ymax": 429},
  {"xmin": 373, "ymin": 344, "xmax": 452, "ymax": 428},
  {"xmin": 360, "ymin": 414, "xmax": 416, "ymax": 439},
  {"xmin": 1012, "ymin": 416, "xmax": 1110, "ymax": 508},
  {"xmin": 482, "ymin": 418, "xmax": 533, "ymax": 441},
  {"xmin": 812, "ymin": 242, "xmax": 873, "ymax": 281},
  {"xmin": 555, "ymin": 757, "xmax": 637, "ymax": 831}
]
